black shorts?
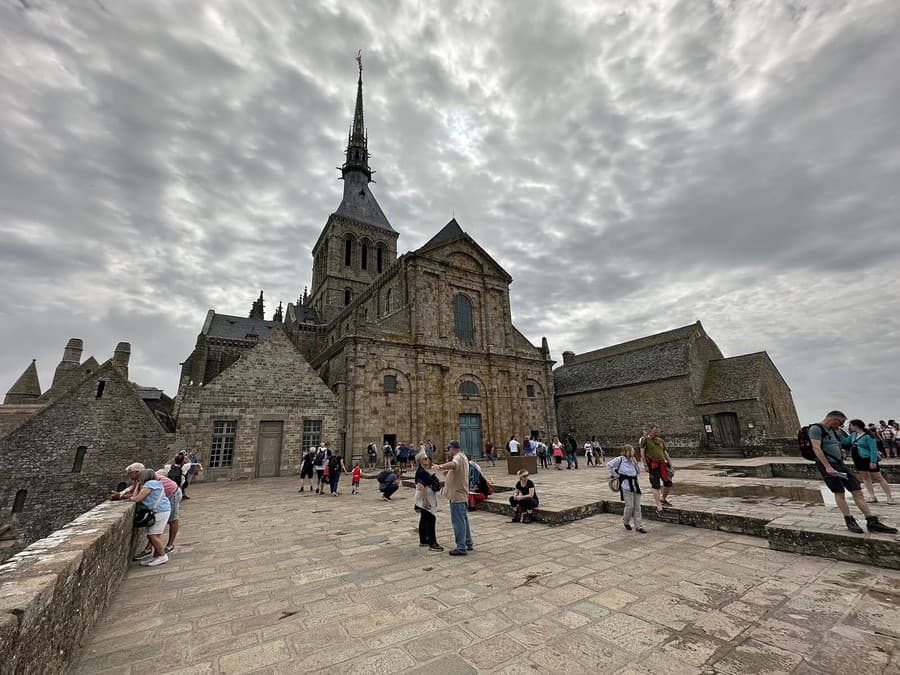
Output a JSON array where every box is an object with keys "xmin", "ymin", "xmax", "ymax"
[
  {"xmin": 850, "ymin": 449, "xmax": 879, "ymax": 473},
  {"xmin": 816, "ymin": 459, "xmax": 862, "ymax": 493},
  {"xmin": 648, "ymin": 465, "xmax": 673, "ymax": 489},
  {"xmin": 316, "ymin": 469, "xmax": 325, "ymax": 481},
  {"xmin": 300, "ymin": 465, "xmax": 314, "ymax": 479}
]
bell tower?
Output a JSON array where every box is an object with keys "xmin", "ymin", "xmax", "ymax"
[{"xmin": 309, "ymin": 52, "xmax": 399, "ymax": 324}]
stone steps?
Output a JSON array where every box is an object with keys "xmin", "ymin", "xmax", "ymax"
[{"xmin": 473, "ymin": 491, "xmax": 900, "ymax": 569}]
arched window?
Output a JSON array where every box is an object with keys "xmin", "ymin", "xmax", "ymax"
[
  {"xmin": 344, "ymin": 288, "xmax": 352, "ymax": 306},
  {"xmin": 12, "ymin": 489, "xmax": 27, "ymax": 514},
  {"xmin": 345, "ymin": 238, "xmax": 353, "ymax": 266},
  {"xmin": 361, "ymin": 243, "xmax": 369, "ymax": 270},
  {"xmin": 385, "ymin": 289, "xmax": 392, "ymax": 314},
  {"xmin": 453, "ymin": 294, "xmax": 474, "ymax": 341},
  {"xmin": 72, "ymin": 446, "xmax": 87, "ymax": 473},
  {"xmin": 458, "ymin": 380, "xmax": 479, "ymax": 396},
  {"xmin": 376, "ymin": 246, "xmax": 384, "ymax": 273}
]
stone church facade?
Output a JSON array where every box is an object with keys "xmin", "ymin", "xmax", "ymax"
[{"xmin": 177, "ymin": 61, "xmax": 556, "ymax": 468}]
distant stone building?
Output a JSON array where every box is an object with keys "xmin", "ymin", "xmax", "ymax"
[
  {"xmin": 176, "ymin": 328, "xmax": 339, "ymax": 480},
  {"xmin": 178, "ymin": 60, "xmax": 557, "ymax": 467},
  {"xmin": 554, "ymin": 322, "xmax": 799, "ymax": 453},
  {"xmin": 0, "ymin": 347, "xmax": 171, "ymax": 560}
]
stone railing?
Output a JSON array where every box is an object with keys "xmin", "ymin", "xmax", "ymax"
[{"xmin": 0, "ymin": 500, "xmax": 137, "ymax": 674}]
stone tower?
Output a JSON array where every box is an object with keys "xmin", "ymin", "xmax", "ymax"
[
  {"xmin": 4, "ymin": 360, "xmax": 41, "ymax": 405},
  {"xmin": 308, "ymin": 53, "xmax": 399, "ymax": 324}
]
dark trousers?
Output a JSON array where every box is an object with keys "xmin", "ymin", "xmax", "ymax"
[
  {"xmin": 329, "ymin": 471, "xmax": 341, "ymax": 494},
  {"xmin": 418, "ymin": 508, "xmax": 437, "ymax": 545},
  {"xmin": 382, "ymin": 483, "xmax": 399, "ymax": 499},
  {"xmin": 510, "ymin": 496, "xmax": 538, "ymax": 513}
]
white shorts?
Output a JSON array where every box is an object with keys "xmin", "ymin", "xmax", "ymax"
[{"xmin": 148, "ymin": 512, "xmax": 170, "ymax": 536}]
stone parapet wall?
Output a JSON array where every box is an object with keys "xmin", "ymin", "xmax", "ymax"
[{"xmin": 0, "ymin": 500, "xmax": 136, "ymax": 674}]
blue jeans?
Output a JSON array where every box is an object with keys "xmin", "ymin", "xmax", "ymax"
[{"xmin": 449, "ymin": 502, "xmax": 473, "ymax": 553}]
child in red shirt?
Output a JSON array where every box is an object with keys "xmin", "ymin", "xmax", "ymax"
[{"xmin": 351, "ymin": 462, "xmax": 362, "ymax": 494}]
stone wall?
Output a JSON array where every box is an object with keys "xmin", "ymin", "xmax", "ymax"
[
  {"xmin": 556, "ymin": 377, "xmax": 701, "ymax": 451},
  {"xmin": 0, "ymin": 363, "xmax": 170, "ymax": 560},
  {"xmin": 0, "ymin": 500, "xmax": 137, "ymax": 674},
  {"xmin": 176, "ymin": 328, "xmax": 340, "ymax": 479}
]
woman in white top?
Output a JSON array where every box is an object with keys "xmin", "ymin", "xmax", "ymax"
[
  {"xmin": 607, "ymin": 445, "xmax": 647, "ymax": 533},
  {"xmin": 583, "ymin": 441, "xmax": 595, "ymax": 467}
]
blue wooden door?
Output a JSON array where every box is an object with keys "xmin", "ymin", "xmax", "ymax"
[{"xmin": 459, "ymin": 414, "xmax": 482, "ymax": 458}]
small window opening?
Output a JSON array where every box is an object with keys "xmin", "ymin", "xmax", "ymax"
[
  {"xmin": 12, "ymin": 489, "xmax": 27, "ymax": 514},
  {"xmin": 72, "ymin": 446, "xmax": 87, "ymax": 473},
  {"xmin": 384, "ymin": 375, "xmax": 397, "ymax": 393},
  {"xmin": 96, "ymin": 381, "xmax": 106, "ymax": 398}
]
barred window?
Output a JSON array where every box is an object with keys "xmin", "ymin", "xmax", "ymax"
[
  {"xmin": 384, "ymin": 375, "xmax": 397, "ymax": 393},
  {"xmin": 210, "ymin": 420, "xmax": 237, "ymax": 468},
  {"xmin": 458, "ymin": 380, "xmax": 479, "ymax": 396},
  {"xmin": 302, "ymin": 420, "xmax": 322, "ymax": 452},
  {"xmin": 526, "ymin": 384, "xmax": 535, "ymax": 398},
  {"xmin": 453, "ymin": 294, "xmax": 474, "ymax": 341},
  {"xmin": 361, "ymin": 243, "xmax": 368, "ymax": 270}
]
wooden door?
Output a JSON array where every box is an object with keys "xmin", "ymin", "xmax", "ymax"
[
  {"xmin": 257, "ymin": 421, "xmax": 284, "ymax": 477},
  {"xmin": 459, "ymin": 414, "xmax": 483, "ymax": 458},
  {"xmin": 714, "ymin": 413, "xmax": 741, "ymax": 447}
]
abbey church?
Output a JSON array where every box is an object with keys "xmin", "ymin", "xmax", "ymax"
[{"xmin": 175, "ymin": 60, "xmax": 557, "ymax": 477}]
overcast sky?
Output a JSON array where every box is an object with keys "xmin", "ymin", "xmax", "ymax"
[{"xmin": 1, "ymin": 0, "xmax": 898, "ymax": 426}]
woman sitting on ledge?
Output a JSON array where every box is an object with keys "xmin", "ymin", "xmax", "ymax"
[{"xmin": 509, "ymin": 469, "xmax": 538, "ymax": 523}]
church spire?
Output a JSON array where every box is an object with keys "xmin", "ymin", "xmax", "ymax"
[{"xmin": 341, "ymin": 50, "xmax": 373, "ymax": 183}]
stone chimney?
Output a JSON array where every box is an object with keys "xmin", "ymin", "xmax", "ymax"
[
  {"xmin": 51, "ymin": 338, "xmax": 83, "ymax": 388},
  {"xmin": 562, "ymin": 350, "xmax": 575, "ymax": 366},
  {"xmin": 113, "ymin": 342, "xmax": 131, "ymax": 380}
]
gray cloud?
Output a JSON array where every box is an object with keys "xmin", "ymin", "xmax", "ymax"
[{"xmin": 1, "ymin": 0, "xmax": 898, "ymax": 424}]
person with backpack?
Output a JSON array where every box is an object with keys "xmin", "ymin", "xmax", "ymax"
[
  {"xmin": 848, "ymin": 419, "xmax": 896, "ymax": 505},
  {"xmin": 414, "ymin": 451, "xmax": 443, "ymax": 551},
  {"xmin": 181, "ymin": 451, "xmax": 203, "ymax": 499},
  {"xmin": 314, "ymin": 443, "xmax": 331, "ymax": 494},
  {"xmin": 367, "ymin": 442, "xmax": 378, "ymax": 469},
  {"xmin": 297, "ymin": 446, "xmax": 316, "ymax": 493},
  {"xmin": 327, "ymin": 451, "xmax": 348, "ymax": 496},
  {"xmin": 382, "ymin": 442, "xmax": 394, "ymax": 470},
  {"xmin": 377, "ymin": 468, "xmax": 399, "ymax": 500},
  {"xmin": 804, "ymin": 410, "xmax": 897, "ymax": 534}
]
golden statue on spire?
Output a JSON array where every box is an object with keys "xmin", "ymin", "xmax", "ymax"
[{"xmin": 355, "ymin": 49, "xmax": 363, "ymax": 73}]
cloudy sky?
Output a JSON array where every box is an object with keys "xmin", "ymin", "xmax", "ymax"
[{"xmin": 1, "ymin": 0, "xmax": 898, "ymax": 425}]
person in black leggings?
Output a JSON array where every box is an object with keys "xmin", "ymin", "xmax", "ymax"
[{"xmin": 509, "ymin": 470, "xmax": 539, "ymax": 523}]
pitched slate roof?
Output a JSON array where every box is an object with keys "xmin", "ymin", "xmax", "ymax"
[
  {"xmin": 420, "ymin": 218, "xmax": 464, "ymax": 250},
  {"xmin": 554, "ymin": 323, "xmax": 704, "ymax": 396},
  {"xmin": 206, "ymin": 314, "xmax": 278, "ymax": 341},
  {"xmin": 333, "ymin": 169, "xmax": 394, "ymax": 231},
  {"xmin": 697, "ymin": 353, "xmax": 768, "ymax": 404}
]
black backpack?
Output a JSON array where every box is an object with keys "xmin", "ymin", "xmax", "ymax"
[
  {"xmin": 167, "ymin": 463, "xmax": 183, "ymax": 487},
  {"xmin": 314, "ymin": 448, "xmax": 327, "ymax": 465},
  {"xmin": 429, "ymin": 473, "xmax": 443, "ymax": 492},
  {"xmin": 798, "ymin": 424, "xmax": 826, "ymax": 461}
]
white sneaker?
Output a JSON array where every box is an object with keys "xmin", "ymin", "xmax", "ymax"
[{"xmin": 141, "ymin": 554, "xmax": 169, "ymax": 567}]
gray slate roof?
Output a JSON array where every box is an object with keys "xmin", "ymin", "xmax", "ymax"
[
  {"xmin": 697, "ymin": 353, "xmax": 767, "ymax": 404},
  {"xmin": 554, "ymin": 323, "xmax": 702, "ymax": 396},
  {"xmin": 419, "ymin": 218, "xmax": 464, "ymax": 250},
  {"xmin": 334, "ymin": 171, "xmax": 394, "ymax": 232},
  {"xmin": 206, "ymin": 314, "xmax": 278, "ymax": 341}
]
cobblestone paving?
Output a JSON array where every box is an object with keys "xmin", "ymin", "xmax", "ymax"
[{"xmin": 72, "ymin": 474, "xmax": 900, "ymax": 674}]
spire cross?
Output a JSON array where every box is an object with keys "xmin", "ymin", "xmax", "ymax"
[{"xmin": 355, "ymin": 50, "xmax": 363, "ymax": 75}]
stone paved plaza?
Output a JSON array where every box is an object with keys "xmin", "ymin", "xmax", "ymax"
[{"xmin": 72, "ymin": 468, "xmax": 900, "ymax": 674}]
